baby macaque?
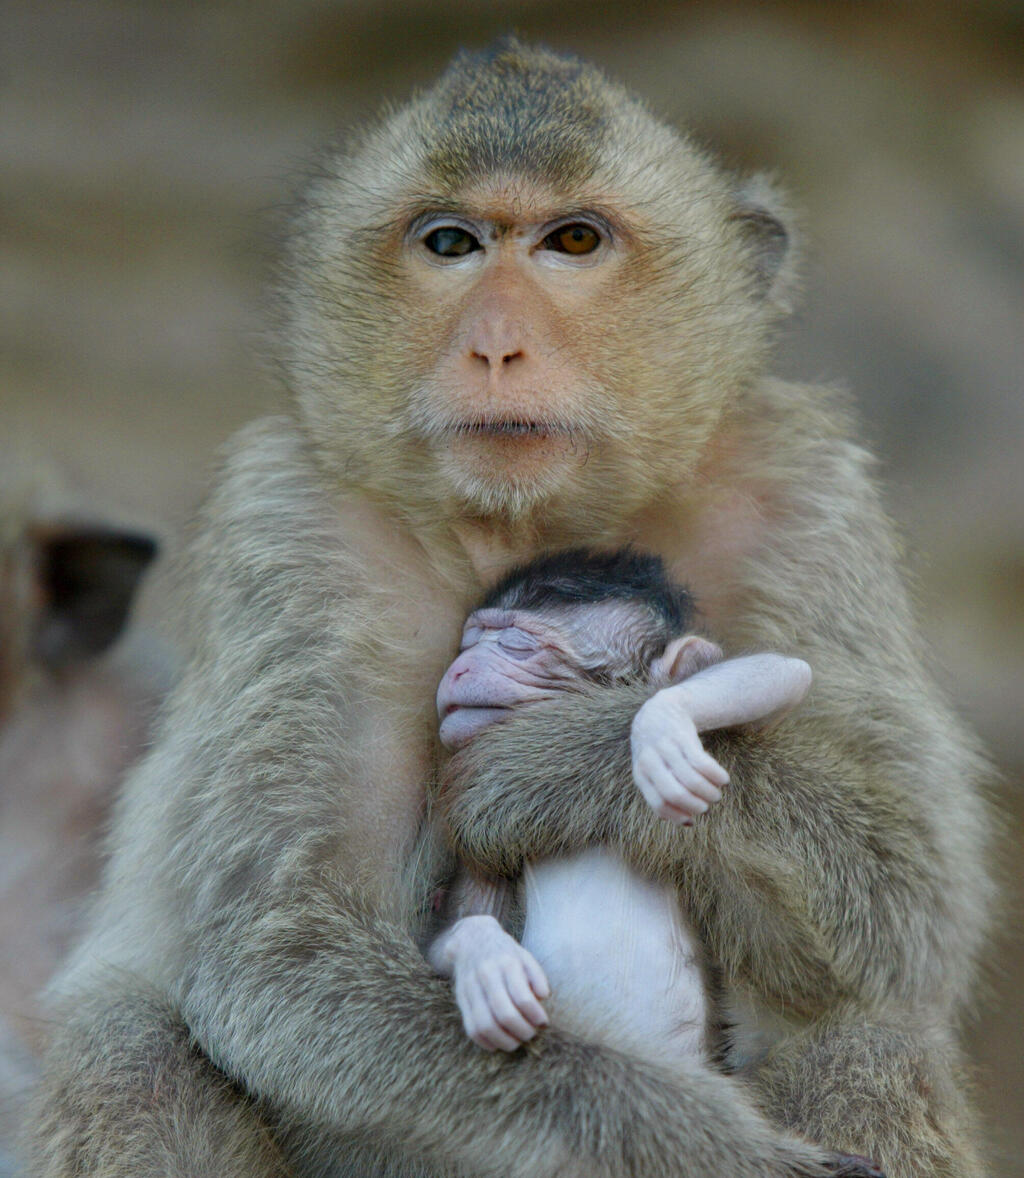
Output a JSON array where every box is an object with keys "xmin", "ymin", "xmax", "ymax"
[{"xmin": 430, "ymin": 549, "xmax": 811, "ymax": 1064}]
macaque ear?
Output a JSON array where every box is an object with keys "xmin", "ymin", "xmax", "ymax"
[
  {"xmin": 651, "ymin": 635, "xmax": 723, "ymax": 685},
  {"xmin": 730, "ymin": 174, "xmax": 799, "ymax": 313},
  {"xmin": 30, "ymin": 526, "xmax": 158, "ymax": 667}
]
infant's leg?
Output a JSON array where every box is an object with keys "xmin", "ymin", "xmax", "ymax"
[{"xmin": 521, "ymin": 849, "xmax": 707, "ymax": 1066}]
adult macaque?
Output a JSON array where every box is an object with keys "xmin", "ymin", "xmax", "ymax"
[
  {"xmin": 430, "ymin": 547, "xmax": 814, "ymax": 1070},
  {"xmin": 28, "ymin": 39, "xmax": 992, "ymax": 1178},
  {"xmin": 0, "ymin": 453, "xmax": 160, "ymax": 1164}
]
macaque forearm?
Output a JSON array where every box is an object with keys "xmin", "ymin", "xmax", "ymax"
[
  {"xmin": 672, "ymin": 653, "xmax": 812, "ymax": 731},
  {"xmin": 176, "ymin": 873, "xmax": 832, "ymax": 1177},
  {"xmin": 427, "ymin": 871, "xmax": 512, "ymax": 976},
  {"xmin": 443, "ymin": 683, "xmax": 953, "ymax": 1011}
]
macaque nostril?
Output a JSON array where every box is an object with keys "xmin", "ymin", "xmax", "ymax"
[{"xmin": 470, "ymin": 348, "xmax": 524, "ymax": 368}]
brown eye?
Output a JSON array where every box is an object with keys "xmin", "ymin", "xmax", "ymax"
[
  {"xmin": 543, "ymin": 223, "xmax": 600, "ymax": 255},
  {"xmin": 424, "ymin": 227, "xmax": 480, "ymax": 257}
]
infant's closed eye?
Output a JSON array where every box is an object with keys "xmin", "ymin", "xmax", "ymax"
[{"xmin": 496, "ymin": 628, "xmax": 542, "ymax": 658}]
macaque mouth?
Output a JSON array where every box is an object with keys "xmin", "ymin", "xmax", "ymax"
[{"xmin": 454, "ymin": 420, "xmax": 570, "ymax": 439}]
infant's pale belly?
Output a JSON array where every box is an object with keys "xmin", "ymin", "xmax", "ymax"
[{"xmin": 520, "ymin": 848, "xmax": 707, "ymax": 1065}]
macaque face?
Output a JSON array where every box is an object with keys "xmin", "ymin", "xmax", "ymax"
[
  {"xmin": 282, "ymin": 49, "xmax": 786, "ymax": 528},
  {"xmin": 438, "ymin": 599, "xmax": 724, "ymax": 751},
  {"xmin": 437, "ymin": 608, "xmax": 583, "ymax": 751},
  {"xmin": 397, "ymin": 187, "xmax": 638, "ymax": 516}
]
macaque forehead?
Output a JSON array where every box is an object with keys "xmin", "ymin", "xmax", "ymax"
[
  {"xmin": 464, "ymin": 601, "xmax": 670, "ymax": 678},
  {"xmin": 425, "ymin": 41, "xmax": 609, "ymax": 191}
]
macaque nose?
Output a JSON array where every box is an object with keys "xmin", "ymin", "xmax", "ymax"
[
  {"xmin": 470, "ymin": 345, "xmax": 524, "ymax": 368},
  {"xmin": 466, "ymin": 308, "xmax": 526, "ymax": 369}
]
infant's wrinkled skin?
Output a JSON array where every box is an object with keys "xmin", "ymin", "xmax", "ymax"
[
  {"xmin": 436, "ymin": 608, "xmax": 581, "ymax": 751},
  {"xmin": 433, "ymin": 605, "xmax": 812, "ymax": 1059}
]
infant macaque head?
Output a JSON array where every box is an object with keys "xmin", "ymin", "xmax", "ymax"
[{"xmin": 437, "ymin": 549, "xmax": 721, "ymax": 750}]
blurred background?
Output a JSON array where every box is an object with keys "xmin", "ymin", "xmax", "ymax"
[{"xmin": 2, "ymin": 0, "xmax": 1022, "ymax": 1168}]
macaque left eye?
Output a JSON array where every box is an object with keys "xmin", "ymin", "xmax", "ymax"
[{"xmin": 541, "ymin": 223, "xmax": 600, "ymax": 255}]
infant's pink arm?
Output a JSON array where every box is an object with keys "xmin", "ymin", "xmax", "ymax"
[
  {"xmin": 632, "ymin": 652, "xmax": 812, "ymax": 824},
  {"xmin": 427, "ymin": 873, "xmax": 507, "ymax": 977},
  {"xmin": 669, "ymin": 653, "xmax": 812, "ymax": 733},
  {"xmin": 427, "ymin": 873, "xmax": 550, "ymax": 1052}
]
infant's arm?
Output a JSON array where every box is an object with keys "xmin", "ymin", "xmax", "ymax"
[
  {"xmin": 632, "ymin": 652, "xmax": 812, "ymax": 825},
  {"xmin": 669, "ymin": 652, "xmax": 812, "ymax": 731},
  {"xmin": 427, "ymin": 873, "xmax": 550, "ymax": 1053}
]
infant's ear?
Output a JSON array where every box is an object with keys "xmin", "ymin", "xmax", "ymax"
[{"xmin": 651, "ymin": 635, "xmax": 723, "ymax": 685}]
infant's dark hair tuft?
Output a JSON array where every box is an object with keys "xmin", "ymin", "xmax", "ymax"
[{"xmin": 481, "ymin": 547, "xmax": 695, "ymax": 638}]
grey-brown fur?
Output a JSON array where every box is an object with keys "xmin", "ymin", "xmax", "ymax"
[
  {"xmin": 427, "ymin": 40, "xmax": 607, "ymax": 188},
  {"xmin": 24, "ymin": 39, "xmax": 992, "ymax": 1178}
]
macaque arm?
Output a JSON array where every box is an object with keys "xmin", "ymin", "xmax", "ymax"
[
  {"xmin": 428, "ymin": 870, "xmax": 550, "ymax": 1050},
  {"xmin": 629, "ymin": 654, "xmax": 811, "ymax": 823},
  {"xmin": 429, "ymin": 910, "xmax": 551, "ymax": 1051},
  {"xmin": 451, "ymin": 870, "xmax": 512, "ymax": 922},
  {"xmin": 447, "ymin": 692, "xmax": 894, "ymax": 1010},
  {"xmin": 426, "ymin": 868, "xmax": 515, "ymax": 975},
  {"xmin": 668, "ymin": 652, "xmax": 812, "ymax": 731}
]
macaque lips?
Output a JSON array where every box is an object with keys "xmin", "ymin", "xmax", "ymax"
[
  {"xmin": 454, "ymin": 420, "xmax": 566, "ymax": 438},
  {"xmin": 437, "ymin": 621, "xmax": 557, "ymax": 751},
  {"xmin": 438, "ymin": 705, "xmax": 513, "ymax": 751}
]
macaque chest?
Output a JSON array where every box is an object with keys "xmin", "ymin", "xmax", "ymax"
[{"xmin": 520, "ymin": 849, "xmax": 707, "ymax": 1065}]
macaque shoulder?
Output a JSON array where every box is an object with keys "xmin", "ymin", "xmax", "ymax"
[
  {"xmin": 634, "ymin": 379, "xmax": 900, "ymax": 639},
  {"xmin": 187, "ymin": 415, "xmax": 468, "ymax": 683}
]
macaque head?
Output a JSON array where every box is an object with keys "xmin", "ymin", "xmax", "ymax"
[
  {"xmin": 437, "ymin": 548, "xmax": 721, "ymax": 749},
  {"xmin": 0, "ymin": 458, "xmax": 157, "ymax": 718},
  {"xmin": 279, "ymin": 39, "xmax": 796, "ymax": 532}
]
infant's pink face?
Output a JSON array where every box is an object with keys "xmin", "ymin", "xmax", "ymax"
[{"xmin": 437, "ymin": 609, "xmax": 579, "ymax": 750}]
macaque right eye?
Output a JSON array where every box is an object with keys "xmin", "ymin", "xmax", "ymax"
[{"xmin": 424, "ymin": 227, "xmax": 481, "ymax": 257}]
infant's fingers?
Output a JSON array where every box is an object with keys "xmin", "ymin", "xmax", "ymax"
[
  {"xmin": 480, "ymin": 970, "xmax": 539, "ymax": 1044},
  {"xmin": 659, "ymin": 747, "xmax": 723, "ymax": 804},
  {"xmin": 502, "ymin": 964, "xmax": 549, "ymax": 1028},
  {"xmin": 652, "ymin": 758, "xmax": 710, "ymax": 812},
  {"xmin": 632, "ymin": 753, "xmax": 669, "ymax": 810},
  {"xmin": 689, "ymin": 746, "xmax": 729, "ymax": 787},
  {"xmin": 474, "ymin": 1024, "xmax": 520, "ymax": 1053},
  {"xmin": 520, "ymin": 951, "xmax": 551, "ymax": 1002},
  {"xmin": 458, "ymin": 978, "xmax": 515, "ymax": 1052},
  {"xmin": 636, "ymin": 759, "xmax": 707, "ymax": 823},
  {"xmin": 669, "ymin": 726, "xmax": 729, "ymax": 788}
]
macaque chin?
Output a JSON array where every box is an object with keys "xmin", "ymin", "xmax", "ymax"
[{"xmin": 431, "ymin": 549, "xmax": 811, "ymax": 1064}]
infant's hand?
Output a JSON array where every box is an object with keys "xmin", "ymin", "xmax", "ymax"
[
  {"xmin": 447, "ymin": 915, "xmax": 550, "ymax": 1052},
  {"xmin": 631, "ymin": 686, "xmax": 729, "ymax": 824}
]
